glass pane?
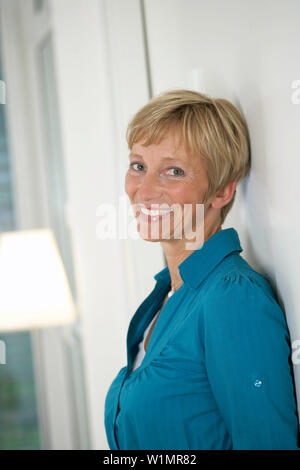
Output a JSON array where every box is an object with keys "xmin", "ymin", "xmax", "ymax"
[
  {"xmin": 0, "ymin": 332, "xmax": 41, "ymax": 449},
  {"xmin": 0, "ymin": 29, "xmax": 41, "ymax": 450},
  {"xmin": 37, "ymin": 34, "xmax": 90, "ymax": 449}
]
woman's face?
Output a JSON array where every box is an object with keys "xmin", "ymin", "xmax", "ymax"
[{"xmin": 125, "ymin": 126, "xmax": 217, "ymax": 247}]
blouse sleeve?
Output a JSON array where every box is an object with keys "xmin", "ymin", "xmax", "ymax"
[{"xmin": 202, "ymin": 271, "xmax": 300, "ymax": 450}]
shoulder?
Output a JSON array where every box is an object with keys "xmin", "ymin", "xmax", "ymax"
[
  {"xmin": 203, "ymin": 267, "xmax": 279, "ymax": 307},
  {"xmin": 201, "ymin": 269, "xmax": 288, "ymax": 334},
  {"xmin": 199, "ymin": 269, "xmax": 293, "ymax": 382}
]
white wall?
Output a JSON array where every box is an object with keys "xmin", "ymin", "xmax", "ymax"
[{"xmin": 143, "ymin": 0, "xmax": 300, "ymax": 409}]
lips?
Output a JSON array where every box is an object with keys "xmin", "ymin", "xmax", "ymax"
[
  {"xmin": 140, "ymin": 207, "xmax": 174, "ymax": 216},
  {"xmin": 135, "ymin": 204, "xmax": 174, "ymax": 224}
]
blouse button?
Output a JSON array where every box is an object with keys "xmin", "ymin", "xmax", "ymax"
[{"xmin": 254, "ymin": 379, "xmax": 263, "ymax": 388}]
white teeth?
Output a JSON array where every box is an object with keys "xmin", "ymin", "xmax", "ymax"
[{"xmin": 140, "ymin": 207, "xmax": 173, "ymax": 216}]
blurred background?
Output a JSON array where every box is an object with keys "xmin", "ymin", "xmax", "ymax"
[{"xmin": 0, "ymin": 0, "xmax": 299, "ymax": 450}]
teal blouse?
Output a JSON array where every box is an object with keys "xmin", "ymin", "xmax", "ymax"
[{"xmin": 104, "ymin": 228, "xmax": 299, "ymax": 450}]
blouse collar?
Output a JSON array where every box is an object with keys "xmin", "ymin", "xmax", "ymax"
[{"xmin": 153, "ymin": 227, "xmax": 243, "ymax": 289}]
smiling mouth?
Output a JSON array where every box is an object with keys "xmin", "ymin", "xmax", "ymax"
[
  {"xmin": 137, "ymin": 206, "xmax": 175, "ymax": 224},
  {"xmin": 139, "ymin": 207, "xmax": 174, "ymax": 216}
]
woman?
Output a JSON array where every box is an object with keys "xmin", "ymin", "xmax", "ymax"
[{"xmin": 104, "ymin": 89, "xmax": 299, "ymax": 450}]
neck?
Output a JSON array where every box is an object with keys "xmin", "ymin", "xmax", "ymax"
[{"xmin": 161, "ymin": 220, "xmax": 222, "ymax": 290}]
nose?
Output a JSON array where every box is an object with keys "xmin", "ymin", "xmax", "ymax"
[{"xmin": 136, "ymin": 171, "xmax": 162, "ymax": 202}]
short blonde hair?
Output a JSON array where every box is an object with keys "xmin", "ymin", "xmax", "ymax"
[{"xmin": 126, "ymin": 89, "xmax": 251, "ymax": 226}]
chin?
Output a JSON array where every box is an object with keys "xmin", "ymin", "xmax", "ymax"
[
  {"xmin": 137, "ymin": 228, "xmax": 171, "ymax": 242},
  {"xmin": 140, "ymin": 236, "xmax": 162, "ymax": 243}
]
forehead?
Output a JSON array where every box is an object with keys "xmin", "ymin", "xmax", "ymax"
[{"xmin": 131, "ymin": 129, "xmax": 198, "ymax": 166}]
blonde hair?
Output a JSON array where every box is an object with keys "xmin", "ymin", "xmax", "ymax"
[{"xmin": 126, "ymin": 89, "xmax": 251, "ymax": 226}]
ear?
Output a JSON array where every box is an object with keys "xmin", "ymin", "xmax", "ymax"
[{"xmin": 211, "ymin": 181, "xmax": 237, "ymax": 210}]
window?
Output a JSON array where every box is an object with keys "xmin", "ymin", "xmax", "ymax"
[{"xmin": 0, "ymin": 40, "xmax": 41, "ymax": 450}]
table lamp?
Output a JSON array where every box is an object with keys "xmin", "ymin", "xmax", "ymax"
[{"xmin": 0, "ymin": 228, "xmax": 77, "ymax": 332}]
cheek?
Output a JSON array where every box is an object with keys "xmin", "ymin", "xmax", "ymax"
[
  {"xmin": 125, "ymin": 173, "xmax": 138, "ymax": 200},
  {"xmin": 125, "ymin": 172, "xmax": 132, "ymax": 193},
  {"xmin": 171, "ymin": 182, "xmax": 198, "ymax": 204}
]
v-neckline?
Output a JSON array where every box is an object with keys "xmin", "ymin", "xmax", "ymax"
[
  {"xmin": 144, "ymin": 294, "xmax": 169, "ymax": 352},
  {"xmin": 125, "ymin": 281, "xmax": 186, "ymax": 379}
]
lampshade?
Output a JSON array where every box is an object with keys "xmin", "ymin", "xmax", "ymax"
[{"xmin": 0, "ymin": 228, "xmax": 77, "ymax": 332}]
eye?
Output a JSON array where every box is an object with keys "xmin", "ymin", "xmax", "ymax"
[
  {"xmin": 166, "ymin": 167, "xmax": 184, "ymax": 177},
  {"xmin": 130, "ymin": 162, "xmax": 144, "ymax": 172},
  {"xmin": 129, "ymin": 163, "xmax": 184, "ymax": 177}
]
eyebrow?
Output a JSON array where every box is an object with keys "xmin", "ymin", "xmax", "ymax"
[{"xmin": 129, "ymin": 152, "xmax": 184, "ymax": 162}]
